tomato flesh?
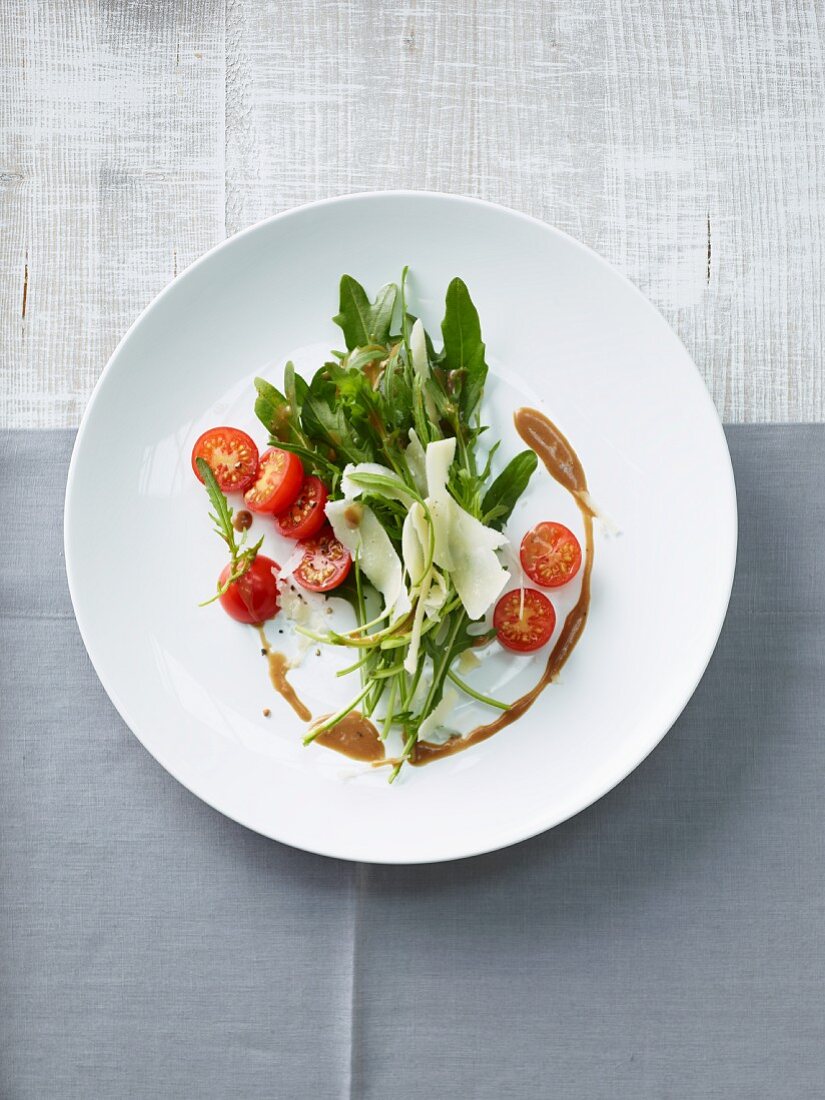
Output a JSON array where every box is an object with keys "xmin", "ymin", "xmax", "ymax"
[
  {"xmin": 275, "ymin": 475, "xmax": 329, "ymax": 540},
  {"xmin": 218, "ymin": 555, "xmax": 280, "ymax": 624},
  {"xmin": 192, "ymin": 427, "xmax": 259, "ymax": 493},
  {"xmin": 293, "ymin": 527, "xmax": 351, "ymax": 593},
  {"xmin": 244, "ymin": 448, "xmax": 304, "ymax": 514},
  {"xmin": 494, "ymin": 588, "xmax": 556, "ymax": 653},
  {"xmin": 520, "ymin": 522, "xmax": 582, "ymax": 588}
]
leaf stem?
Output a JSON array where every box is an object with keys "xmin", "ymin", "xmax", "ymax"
[
  {"xmin": 303, "ymin": 683, "xmax": 371, "ymax": 744},
  {"xmin": 447, "ymin": 669, "xmax": 509, "ymax": 711}
]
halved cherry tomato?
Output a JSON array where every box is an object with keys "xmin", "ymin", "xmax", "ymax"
[
  {"xmin": 218, "ymin": 555, "xmax": 280, "ymax": 624},
  {"xmin": 493, "ymin": 588, "xmax": 556, "ymax": 653},
  {"xmin": 520, "ymin": 522, "xmax": 582, "ymax": 588},
  {"xmin": 275, "ymin": 475, "xmax": 328, "ymax": 540},
  {"xmin": 243, "ymin": 448, "xmax": 304, "ymax": 514},
  {"xmin": 293, "ymin": 527, "xmax": 351, "ymax": 593},
  {"xmin": 192, "ymin": 427, "xmax": 259, "ymax": 493}
]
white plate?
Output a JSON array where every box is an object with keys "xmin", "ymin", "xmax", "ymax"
[{"xmin": 65, "ymin": 192, "xmax": 736, "ymax": 864}]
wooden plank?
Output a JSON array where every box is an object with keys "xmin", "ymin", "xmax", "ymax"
[
  {"xmin": 0, "ymin": 0, "xmax": 225, "ymax": 428},
  {"xmin": 228, "ymin": 0, "xmax": 825, "ymax": 423},
  {"xmin": 3, "ymin": 0, "xmax": 825, "ymax": 425}
]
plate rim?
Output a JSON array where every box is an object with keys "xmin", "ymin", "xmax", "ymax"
[{"xmin": 64, "ymin": 190, "xmax": 738, "ymax": 863}]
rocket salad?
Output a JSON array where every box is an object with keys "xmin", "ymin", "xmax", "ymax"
[{"xmin": 192, "ymin": 271, "xmax": 585, "ymax": 780}]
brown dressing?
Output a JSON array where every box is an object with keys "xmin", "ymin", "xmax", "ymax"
[
  {"xmin": 411, "ymin": 406, "xmax": 594, "ymax": 767},
  {"xmin": 311, "ymin": 711, "xmax": 385, "ymax": 763},
  {"xmin": 343, "ymin": 503, "xmax": 363, "ymax": 528},
  {"xmin": 233, "ymin": 509, "xmax": 253, "ymax": 532},
  {"xmin": 363, "ymin": 358, "xmax": 386, "ymax": 390},
  {"xmin": 256, "ymin": 626, "xmax": 312, "ymax": 722}
]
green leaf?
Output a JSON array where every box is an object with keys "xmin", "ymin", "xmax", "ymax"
[
  {"xmin": 440, "ymin": 278, "xmax": 488, "ymax": 419},
  {"xmin": 334, "ymin": 275, "xmax": 398, "ymax": 350},
  {"xmin": 284, "ymin": 361, "xmax": 307, "ymax": 419},
  {"xmin": 301, "ymin": 392, "xmax": 373, "ymax": 465},
  {"xmin": 254, "ymin": 377, "xmax": 291, "ymax": 441},
  {"xmin": 196, "ymin": 457, "xmax": 236, "ymax": 549},
  {"xmin": 481, "ymin": 449, "xmax": 538, "ymax": 530}
]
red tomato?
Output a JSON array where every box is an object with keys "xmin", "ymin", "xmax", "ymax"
[
  {"xmin": 493, "ymin": 588, "xmax": 556, "ymax": 653},
  {"xmin": 275, "ymin": 475, "xmax": 329, "ymax": 540},
  {"xmin": 218, "ymin": 555, "xmax": 280, "ymax": 624},
  {"xmin": 243, "ymin": 448, "xmax": 304, "ymax": 514},
  {"xmin": 520, "ymin": 522, "xmax": 582, "ymax": 588},
  {"xmin": 192, "ymin": 427, "xmax": 259, "ymax": 493},
  {"xmin": 293, "ymin": 527, "xmax": 352, "ymax": 593}
]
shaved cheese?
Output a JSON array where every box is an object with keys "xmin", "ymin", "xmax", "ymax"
[
  {"xmin": 340, "ymin": 462, "xmax": 412, "ymax": 503},
  {"xmin": 401, "ymin": 502, "xmax": 429, "ymax": 587},
  {"xmin": 422, "ymin": 567, "xmax": 448, "ymax": 619},
  {"xmin": 458, "ymin": 650, "xmax": 481, "ymax": 674},
  {"xmin": 418, "ymin": 688, "xmax": 459, "ymax": 743},
  {"xmin": 410, "ymin": 318, "xmax": 429, "ymax": 379},
  {"xmin": 443, "ymin": 501, "xmax": 509, "ymax": 620},
  {"xmin": 424, "ymin": 437, "xmax": 457, "ymax": 568},
  {"xmin": 425, "ymin": 437, "xmax": 456, "ymax": 498},
  {"xmin": 404, "ymin": 570, "xmax": 431, "ymax": 673},
  {"xmin": 422, "ymin": 436, "xmax": 510, "ymax": 620},
  {"xmin": 326, "ymin": 499, "xmax": 411, "ymax": 621},
  {"xmin": 405, "ymin": 429, "xmax": 428, "ymax": 495},
  {"xmin": 277, "ymin": 582, "xmax": 324, "ymax": 664}
]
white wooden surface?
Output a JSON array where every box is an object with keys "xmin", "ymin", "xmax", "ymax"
[{"xmin": 2, "ymin": 0, "xmax": 824, "ymax": 427}]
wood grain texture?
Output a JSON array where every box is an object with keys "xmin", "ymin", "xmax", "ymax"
[{"xmin": 2, "ymin": 0, "xmax": 824, "ymax": 426}]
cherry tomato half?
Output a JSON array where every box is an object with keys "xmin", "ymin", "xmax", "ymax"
[
  {"xmin": 493, "ymin": 588, "xmax": 556, "ymax": 653},
  {"xmin": 218, "ymin": 555, "xmax": 280, "ymax": 624},
  {"xmin": 293, "ymin": 527, "xmax": 352, "ymax": 593},
  {"xmin": 192, "ymin": 427, "xmax": 259, "ymax": 493},
  {"xmin": 275, "ymin": 475, "xmax": 329, "ymax": 540},
  {"xmin": 243, "ymin": 448, "xmax": 304, "ymax": 514},
  {"xmin": 520, "ymin": 522, "xmax": 582, "ymax": 589}
]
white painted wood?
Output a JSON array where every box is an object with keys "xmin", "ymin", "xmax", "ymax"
[
  {"xmin": 0, "ymin": 0, "xmax": 225, "ymax": 428},
  {"xmin": 3, "ymin": 0, "xmax": 824, "ymax": 426}
]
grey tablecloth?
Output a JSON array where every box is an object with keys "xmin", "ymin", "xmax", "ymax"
[{"xmin": 1, "ymin": 426, "xmax": 824, "ymax": 1099}]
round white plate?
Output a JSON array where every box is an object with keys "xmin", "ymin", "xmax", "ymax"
[{"xmin": 65, "ymin": 192, "xmax": 736, "ymax": 864}]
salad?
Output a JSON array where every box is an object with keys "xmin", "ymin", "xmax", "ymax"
[{"xmin": 191, "ymin": 271, "xmax": 592, "ymax": 780}]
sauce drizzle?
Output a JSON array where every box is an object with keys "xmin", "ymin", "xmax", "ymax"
[
  {"xmin": 411, "ymin": 406, "xmax": 594, "ymax": 766},
  {"xmin": 311, "ymin": 710, "xmax": 385, "ymax": 763},
  {"xmin": 256, "ymin": 626, "xmax": 312, "ymax": 721}
]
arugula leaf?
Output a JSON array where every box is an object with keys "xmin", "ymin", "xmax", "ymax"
[
  {"xmin": 300, "ymin": 366, "xmax": 373, "ymax": 464},
  {"xmin": 254, "ymin": 377, "xmax": 292, "ymax": 441},
  {"xmin": 481, "ymin": 449, "xmax": 538, "ymax": 529},
  {"xmin": 196, "ymin": 457, "xmax": 236, "ymax": 552},
  {"xmin": 195, "ymin": 458, "xmax": 263, "ymax": 604},
  {"xmin": 334, "ymin": 275, "xmax": 398, "ymax": 350},
  {"xmin": 283, "ymin": 360, "xmax": 307, "ymax": 420},
  {"xmin": 440, "ymin": 278, "xmax": 488, "ymax": 419}
]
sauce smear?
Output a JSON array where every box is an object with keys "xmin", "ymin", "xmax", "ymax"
[
  {"xmin": 256, "ymin": 626, "xmax": 312, "ymax": 721},
  {"xmin": 412, "ymin": 407, "xmax": 594, "ymax": 766},
  {"xmin": 312, "ymin": 711, "xmax": 385, "ymax": 763}
]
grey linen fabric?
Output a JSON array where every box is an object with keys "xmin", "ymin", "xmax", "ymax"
[{"xmin": 1, "ymin": 426, "xmax": 824, "ymax": 1099}]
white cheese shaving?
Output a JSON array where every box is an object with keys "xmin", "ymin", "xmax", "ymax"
[
  {"xmin": 326, "ymin": 499, "xmax": 411, "ymax": 621},
  {"xmin": 410, "ymin": 318, "xmax": 429, "ymax": 379},
  {"xmin": 404, "ymin": 570, "xmax": 431, "ymax": 673},
  {"xmin": 423, "ymin": 437, "xmax": 510, "ymax": 620},
  {"xmin": 458, "ymin": 649, "xmax": 481, "ymax": 674},
  {"xmin": 405, "ymin": 429, "xmax": 428, "ymax": 496},
  {"xmin": 418, "ymin": 687, "xmax": 459, "ymax": 743},
  {"xmin": 401, "ymin": 502, "xmax": 429, "ymax": 587},
  {"xmin": 276, "ymin": 581, "xmax": 324, "ymax": 664},
  {"xmin": 422, "ymin": 567, "xmax": 448, "ymax": 619},
  {"xmin": 340, "ymin": 462, "xmax": 412, "ymax": 503}
]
